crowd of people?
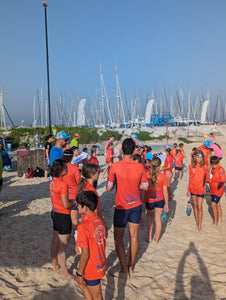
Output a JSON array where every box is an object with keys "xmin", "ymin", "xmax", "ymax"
[{"xmin": 46, "ymin": 130, "xmax": 225, "ymax": 299}]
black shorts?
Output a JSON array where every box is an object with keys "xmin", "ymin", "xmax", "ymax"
[
  {"xmin": 0, "ymin": 178, "xmax": 3, "ymax": 187},
  {"xmin": 51, "ymin": 210, "xmax": 72, "ymax": 235}
]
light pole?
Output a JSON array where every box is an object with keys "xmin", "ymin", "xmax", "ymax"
[{"xmin": 42, "ymin": 1, "xmax": 52, "ymax": 134}]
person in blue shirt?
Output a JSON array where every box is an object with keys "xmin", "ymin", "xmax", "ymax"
[{"xmin": 49, "ymin": 131, "xmax": 71, "ymax": 167}]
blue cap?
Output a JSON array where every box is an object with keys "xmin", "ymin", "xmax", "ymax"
[
  {"xmin": 146, "ymin": 152, "xmax": 153, "ymax": 160},
  {"xmin": 131, "ymin": 133, "xmax": 138, "ymax": 139},
  {"xmin": 204, "ymin": 140, "xmax": 210, "ymax": 148},
  {"xmin": 56, "ymin": 131, "xmax": 71, "ymax": 139}
]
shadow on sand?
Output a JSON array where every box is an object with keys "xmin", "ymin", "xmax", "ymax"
[{"xmin": 174, "ymin": 242, "xmax": 215, "ymax": 300}]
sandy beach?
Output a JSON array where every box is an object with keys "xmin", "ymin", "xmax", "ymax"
[{"xmin": 1, "ymin": 136, "xmax": 226, "ymax": 300}]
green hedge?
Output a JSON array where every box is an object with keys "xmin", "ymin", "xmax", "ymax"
[{"xmin": 2, "ymin": 127, "xmax": 123, "ymax": 149}]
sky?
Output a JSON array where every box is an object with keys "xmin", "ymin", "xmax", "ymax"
[{"xmin": 0, "ymin": 0, "xmax": 226, "ymax": 126}]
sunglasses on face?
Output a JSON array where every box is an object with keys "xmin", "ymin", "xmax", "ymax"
[{"xmin": 196, "ymin": 154, "xmax": 203, "ymax": 157}]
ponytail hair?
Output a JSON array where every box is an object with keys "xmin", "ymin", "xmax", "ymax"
[
  {"xmin": 149, "ymin": 156, "xmax": 161, "ymax": 188},
  {"xmin": 78, "ymin": 163, "xmax": 98, "ymax": 193},
  {"xmin": 61, "ymin": 149, "xmax": 73, "ymax": 163},
  {"xmin": 166, "ymin": 147, "xmax": 172, "ymax": 157}
]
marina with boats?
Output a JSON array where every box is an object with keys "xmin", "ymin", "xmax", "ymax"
[{"xmin": 0, "ymin": 65, "xmax": 226, "ymax": 130}]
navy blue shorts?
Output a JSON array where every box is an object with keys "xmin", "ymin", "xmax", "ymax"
[
  {"xmin": 84, "ymin": 278, "xmax": 101, "ymax": 286},
  {"xmin": 51, "ymin": 211, "xmax": 72, "ymax": 235},
  {"xmin": 114, "ymin": 204, "xmax": 142, "ymax": 228},
  {"xmin": 211, "ymin": 195, "xmax": 221, "ymax": 204},
  {"xmin": 146, "ymin": 200, "xmax": 165, "ymax": 210},
  {"xmin": 191, "ymin": 193, "xmax": 204, "ymax": 198},
  {"xmin": 175, "ymin": 167, "xmax": 182, "ymax": 171}
]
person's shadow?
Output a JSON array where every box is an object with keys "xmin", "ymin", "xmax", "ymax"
[{"xmin": 174, "ymin": 242, "xmax": 215, "ymax": 300}]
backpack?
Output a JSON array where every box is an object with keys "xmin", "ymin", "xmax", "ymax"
[
  {"xmin": 34, "ymin": 167, "xmax": 45, "ymax": 177},
  {"xmin": 26, "ymin": 168, "xmax": 35, "ymax": 179}
]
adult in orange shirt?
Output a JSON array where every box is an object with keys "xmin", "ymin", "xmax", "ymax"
[
  {"xmin": 197, "ymin": 141, "xmax": 211, "ymax": 167},
  {"xmin": 62, "ymin": 149, "xmax": 81, "ymax": 235},
  {"xmin": 174, "ymin": 149, "xmax": 184, "ymax": 180},
  {"xmin": 49, "ymin": 159, "xmax": 76, "ymax": 279},
  {"xmin": 107, "ymin": 138, "xmax": 149, "ymax": 277},
  {"xmin": 162, "ymin": 148, "xmax": 173, "ymax": 200},
  {"xmin": 187, "ymin": 150, "xmax": 210, "ymax": 231},
  {"xmin": 209, "ymin": 156, "xmax": 225, "ymax": 225},
  {"xmin": 146, "ymin": 157, "xmax": 169, "ymax": 243},
  {"xmin": 75, "ymin": 191, "xmax": 106, "ymax": 300}
]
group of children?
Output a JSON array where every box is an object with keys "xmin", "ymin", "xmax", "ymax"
[{"xmin": 48, "ymin": 133, "xmax": 225, "ymax": 299}]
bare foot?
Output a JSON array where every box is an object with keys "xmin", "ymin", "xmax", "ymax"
[
  {"xmin": 53, "ymin": 264, "xmax": 60, "ymax": 271},
  {"xmin": 128, "ymin": 266, "xmax": 134, "ymax": 276},
  {"xmin": 109, "ymin": 270, "xmax": 129, "ymax": 279}
]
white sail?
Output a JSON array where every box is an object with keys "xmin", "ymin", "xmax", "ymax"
[
  {"xmin": 200, "ymin": 100, "xmax": 209, "ymax": 123},
  {"xmin": 77, "ymin": 98, "xmax": 86, "ymax": 126},
  {"xmin": 144, "ymin": 99, "xmax": 155, "ymax": 124}
]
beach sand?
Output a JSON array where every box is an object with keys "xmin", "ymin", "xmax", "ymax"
[{"xmin": 1, "ymin": 137, "xmax": 226, "ymax": 300}]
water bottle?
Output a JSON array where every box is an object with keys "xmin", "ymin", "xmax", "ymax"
[
  {"xmin": 186, "ymin": 201, "xmax": 192, "ymax": 216},
  {"xmin": 162, "ymin": 211, "xmax": 167, "ymax": 222}
]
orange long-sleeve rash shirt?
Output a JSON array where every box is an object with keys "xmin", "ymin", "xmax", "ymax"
[{"xmin": 188, "ymin": 163, "xmax": 210, "ymax": 195}]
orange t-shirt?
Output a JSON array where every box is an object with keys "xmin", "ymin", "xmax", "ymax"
[
  {"xmin": 89, "ymin": 155, "xmax": 99, "ymax": 167},
  {"xmin": 106, "ymin": 148, "xmax": 113, "ymax": 163},
  {"xmin": 179, "ymin": 148, "xmax": 185, "ymax": 158},
  {"xmin": 210, "ymin": 165, "xmax": 225, "ymax": 197},
  {"xmin": 146, "ymin": 172, "xmax": 167, "ymax": 203},
  {"xmin": 82, "ymin": 158, "xmax": 88, "ymax": 166},
  {"xmin": 76, "ymin": 213, "xmax": 106, "ymax": 280},
  {"xmin": 163, "ymin": 154, "xmax": 173, "ymax": 173},
  {"xmin": 107, "ymin": 158, "xmax": 148, "ymax": 209},
  {"xmin": 142, "ymin": 150, "xmax": 147, "ymax": 161},
  {"xmin": 63, "ymin": 162, "xmax": 81, "ymax": 200},
  {"xmin": 174, "ymin": 154, "xmax": 183, "ymax": 168},
  {"xmin": 85, "ymin": 182, "xmax": 101, "ymax": 213},
  {"xmin": 197, "ymin": 145, "xmax": 211, "ymax": 166},
  {"xmin": 188, "ymin": 163, "xmax": 210, "ymax": 195},
  {"xmin": 171, "ymin": 147, "xmax": 177, "ymax": 159},
  {"xmin": 49, "ymin": 177, "xmax": 70, "ymax": 214}
]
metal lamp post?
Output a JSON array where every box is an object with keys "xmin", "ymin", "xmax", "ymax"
[{"xmin": 42, "ymin": 1, "xmax": 52, "ymax": 134}]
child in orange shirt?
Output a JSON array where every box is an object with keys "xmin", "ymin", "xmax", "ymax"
[
  {"xmin": 174, "ymin": 149, "xmax": 184, "ymax": 180},
  {"xmin": 171, "ymin": 143, "xmax": 177, "ymax": 160},
  {"xmin": 82, "ymin": 147, "xmax": 88, "ymax": 166},
  {"xmin": 190, "ymin": 147, "xmax": 197, "ymax": 162},
  {"xmin": 146, "ymin": 157, "xmax": 169, "ymax": 243},
  {"xmin": 75, "ymin": 191, "xmax": 106, "ymax": 300},
  {"xmin": 179, "ymin": 143, "xmax": 187, "ymax": 161},
  {"xmin": 209, "ymin": 156, "xmax": 225, "ymax": 225},
  {"xmin": 101, "ymin": 142, "xmax": 114, "ymax": 178},
  {"xmin": 49, "ymin": 159, "xmax": 76, "ymax": 279},
  {"xmin": 162, "ymin": 148, "xmax": 173, "ymax": 201},
  {"xmin": 141, "ymin": 145, "xmax": 148, "ymax": 162},
  {"xmin": 187, "ymin": 150, "xmax": 210, "ymax": 231},
  {"xmin": 78, "ymin": 163, "xmax": 102, "ymax": 217},
  {"xmin": 89, "ymin": 145, "xmax": 100, "ymax": 188}
]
